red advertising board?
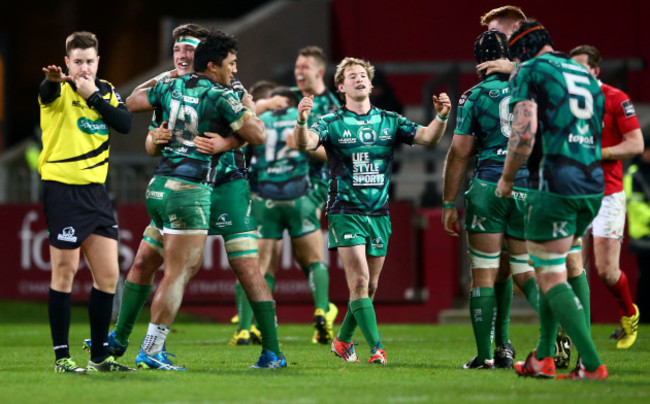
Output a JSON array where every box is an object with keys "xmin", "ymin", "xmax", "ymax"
[{"xmin": 0, "ymin": 202, "xmax": 417, "ymax": 305}]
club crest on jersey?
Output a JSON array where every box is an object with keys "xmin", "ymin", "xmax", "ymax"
[
  {"xmin": 379, "ymin": 128, "xmax": 392, "ymax": 141},
  {"xmin": 216, "ymin": 213, "xmax": 233, "ymax": 228},
  {"xmin": 358, "ymin": 127, "xmax": 377, "ymax": 145}
]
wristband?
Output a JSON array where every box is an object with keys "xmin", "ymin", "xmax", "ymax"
[
  {"xmin": 437, "ymin": 113, "xmax": 449, "ymax": 122},
  {"xmin": 86, "ymin": 91, "xmax": 103, "ymax": 107},
  {"xmin": 297, "ymin": 120, "xmax": 307, "ymax": 127},
  {"xmin": 243, "ymin": 106, "xmax": 256, "ymax": 117},
  {"xmin": 442, "ymin": 200, "xmax": 455, "ymax": 209}
]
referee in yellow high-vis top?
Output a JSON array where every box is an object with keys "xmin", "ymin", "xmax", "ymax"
[{"xmin": 38, "ymin": 31, "xmax": 133, "ymax": 373}]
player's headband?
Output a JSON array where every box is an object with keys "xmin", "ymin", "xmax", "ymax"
[{"xmin": 175, "ymin": 36, "xmax": 201, "ymax": 48}]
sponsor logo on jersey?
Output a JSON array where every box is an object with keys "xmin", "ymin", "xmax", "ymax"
[
  {"xmin": 183, "ymin": 95, "xmax": 199, "ymax": 104},
  {"xmin": 358, "ymin": 127, "xmax": 377, "ymax": 145},
  {"xmin": 379, "ymin": 128, "xmax": 392, "ymax": 141},
  {"xmin": 339, "ymin": 129, "xmax": 357, "ymax": 144},
  {"xmin": 172, "ymin": 90, "xmax": 182, "ymax": 98},
  {"xmin": 216, "ymin": 213, "xmax": 232, "ymax": 228},
  {"xmin": 57, "ymin": 226, "xmax": 78, "ymax": 243},
  {"xmin": 352, "ymin": 152, "xmax": 384, "ymax": 186},
  {"xmin": 226, "ymin": 97, "xmax": 244, "ymax": 113},
  {"xmin": 77, "ymin": 118, "xmax": 109, "ymax": 135},
  {"xmin": 568, "ymin": 132, "xmax": 594, "ymax": 145},
  {"xmin": 511, "ymin": 191, "xmax": 526, "ymax": 201},
  {"xmin": 622, "ymin": 100, "xmax": 636, "ymax": 118}
]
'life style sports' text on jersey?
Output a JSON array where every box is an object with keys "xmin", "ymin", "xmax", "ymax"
[
  {"xmin": 293, "ymin": 87, "xmax": 341, "ymax": 183},
  {"xmin": 312, "ymin": 106, "xmax": 419, "ymax": 216},
  {"xmin": 146, "ymin": 73, "xmax": 252, "ymax": 185},
  {"xmin": 38, "ymin": 79, "xmax": 126, "ymax": 185},
  {"xmin": 600, "ymin": 83, "xmax": 641, "ymax": 195},
  {"xmin": 509, "ymin": 52, "xmax": 605, "ymax": 196},
  {"xmin": 455, "ymin": 73, "xmax": 527, "ymax": 185},
  {"xmin": 250, "ymin": 107, "xmax": 310, "ymax": 200}
]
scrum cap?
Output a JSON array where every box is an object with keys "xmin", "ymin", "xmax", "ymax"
[
  {"xmin": 474, "ymin": 30, "xmax": 510, "ymax": 64},
  {"xmin": 508, "ymin": 20, "xmax": 555, "ymax": 62}
]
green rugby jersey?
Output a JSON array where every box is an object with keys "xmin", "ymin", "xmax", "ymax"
[
  {"xmin": 250, "ymin": 107, "xmax": 310, "ymax": 199},
  {"xmin": 312, "ymin": 106, "xmax": 419, "ymax": 216},
  {"xmin": 147, "ymin": 73, "xmax": 251, "ymax": 185},
  {"xmin": 509, "ymin": 52, "xmax": 605, "ymax": 196},
  {"xmin": 293, "ymin": 87, "xmax": 341, "ymax": 182},
  {"xmin": 455, "ymin": 73, "xmax": 527, "ymax": 184}
]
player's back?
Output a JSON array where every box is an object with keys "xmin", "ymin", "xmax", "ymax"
[
  {"xmin": 510, "ymin": 52, "xmax": 605, "ymax": 196},
  {"xmin": 456, "ymin": 73, "xmax": 526, "ymax": 184}
]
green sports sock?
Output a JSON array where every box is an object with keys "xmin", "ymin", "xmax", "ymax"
[
  {"xmin": 114, "ymin": 281, "xmax": 153, "ymax": 345},
  {"xmin": 469, "ymin": 287, "xmax": 496, "ymax": 362},
  {"xmin": 307, "ymin": 262, "xmax": 329, "ymax": 311},
  {"xmin": 235, "ymin": 282, "xmax": 253, "ymax": 332},
  {"xmin": 545, "ymin": 282, "xmax": 602, "ymax": 371},
  {"xmin": 250, "ymin": 300, "xmax": 281, "ymax": 355},
  {"xmin": 521, "ymin": 277, "xmax": 540, "ymax": 313},
  {"xmin": 350, "ymin": 298, "xmax": 383, "ymax": 350},
  {"xmin": 252, "ymin": 274, "xmax": 275, "ymax": 328},
  {"xmin": 494, "ymin": 279, "xmax": 513, "ymax": 346},
  {"xmin": 568, "ymin": 271, "xmax": 591, "ymax": 333},
  {"xmin": 535, "ymin": 290, "xmax": 558, "ymax": 359},
  {"xmin": 337, "ymin": 301, "xmax": 358, "ymax": 342}
]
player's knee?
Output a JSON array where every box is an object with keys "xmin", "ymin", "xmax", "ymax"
[
  {"xmin": 224, "ymin": 231, "xmax": 259, "ymax": 259},
  {"xmin": 510, "ymin": 253, "xmax": 533, "ymax": 275},
  {"xmin": 468, "ymin": 247, "xmax": 500, "ymax": 270}
]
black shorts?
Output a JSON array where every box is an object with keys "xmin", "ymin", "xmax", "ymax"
[{"xmin": 42, "ymin": 181, "xmax": 119, "ymax": 249}]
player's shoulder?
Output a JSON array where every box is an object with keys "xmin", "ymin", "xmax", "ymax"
[{"xmin": 601, "ymin": 83, "xmax": 630, "ymax": 101}]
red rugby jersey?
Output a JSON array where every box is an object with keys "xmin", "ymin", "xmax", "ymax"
[{"xmin": 600, "ymin": 83, "xmax": 641, "ymax": 195}]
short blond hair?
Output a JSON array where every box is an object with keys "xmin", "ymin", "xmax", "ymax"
[
  {"xmin": 480, "ymin": 5, "xmax": 527, "ymax": 27},
  {"xmin": 334, "ymin": 57, "xmax": 375, "ymax": 98}
]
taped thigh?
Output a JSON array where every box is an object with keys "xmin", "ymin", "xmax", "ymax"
[
  {"xmin": 224, "ymin": 231, "xmax": 259, "ymax": 259},
  {"xmin": 509, "ymin": 253, "xmax": 533, "ymax": 275},
  {"xmin": 528, "ymin": 247, "xmax": 567, "ymax": 274},
  {"xmin": 468, "ymin": 246, "xmax": 500, "ymax": 269},
  {"xmin": 142, "ymin": 224, "xmax": 164, "ymax": 257}
]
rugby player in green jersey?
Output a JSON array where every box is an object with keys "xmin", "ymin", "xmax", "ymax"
[
  {"xmin": 295, "ymin": 57, "xmax": 451, "ymax": 364},
  {"xmin": 496, "ymin": 21, "xmax": 608, "ymax": 380},
  {"xmin": 443, "ymin": 30, "xmax": 538, "ymax": 370},
  {"xmin": 125, "ymin": 31, "xmax": 286, "ymax": 369}
]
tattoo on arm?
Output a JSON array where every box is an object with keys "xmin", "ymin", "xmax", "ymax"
[{"xmin": 510, "ymin": 101, "xmax": 536, "ymax": 150}]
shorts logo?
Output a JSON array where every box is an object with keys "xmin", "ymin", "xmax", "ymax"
[
  {"xmin": 358, "ymin": 127, "xmax": 376, "ymax": 145},
  {"xmin": 302, "ymin": 219, "xmax": 316, "ymax": 233},
  {"xmin": 471, "ymin": 215, "xmax": 486, "ymax": 231},
  {"xmin": 343, "ymin": 233, "xmax": 359, "ymax": 240},
  {"xmin": 146, "ymin": 190, "xmax": 165, "ymax": 199},
  {"xmin": 371, "ymin": 237, "xmax": 384, "ymax": 249},
  {"xmin": 57, "ymin": 226, "xmax": 78, "ymax": 243},
  {"xmin": 553, "ymin": 221, "xmax": 568, "ymax": 238},
  {"xmin": 216, "ymin": 213, "xmax": 233, "ymax": 228}
]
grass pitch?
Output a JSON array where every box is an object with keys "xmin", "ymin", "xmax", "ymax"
[{"xmin": 0, "ymin": 301, "xmax": 648, "ymax": 404}]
